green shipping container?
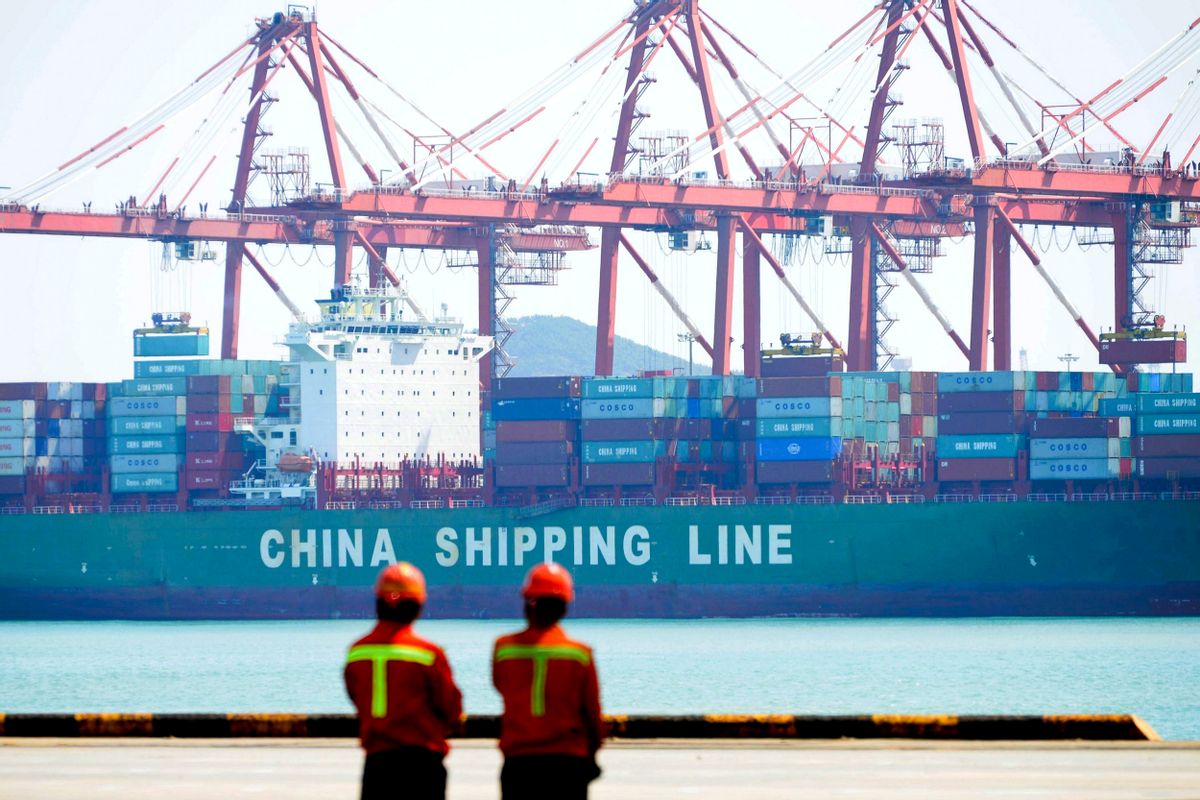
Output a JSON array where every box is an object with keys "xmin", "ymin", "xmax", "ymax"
[
  {"xmin": 108, "ymin": 435, "xmax": 185, "ymax": 455},
  {"xmin": 582, "ymin": 379, "xmax": 654, "ymax": 400},
  {"xmin": 109, "ymin": 416, "xmax": 184, "ymax": 435},
  {"xmin": 1136, "ymin": 393, "xmax": 1200, "ymax": 415},
  {"xmin": 113, "ymin": 377, "xmax": 189, "ymax": 397},
  {"xmin": 757, "ymin": 418, "xmax": 841, "ymax": 438},
  {"xmin": 111, "ymin": 472, "xmax": 178, "ymax": 493},
  {"xmin": 936, "ymin": 434, "xmax": 1025, "ymax": 459},
  {"xmin": 581, "ymin": 440, "xmax": 664, "ymax": 463}
]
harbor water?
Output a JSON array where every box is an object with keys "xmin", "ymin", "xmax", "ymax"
[{"xmin": 1, "ymin": 618, "xmax": 1197, "ymax": 740}]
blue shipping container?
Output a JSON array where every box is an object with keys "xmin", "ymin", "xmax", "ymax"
[
  {"xmin": 581, "ymin": 378, "xmax": 654, "ymax": 399},
  {"xmin": 492, "ymin": 398, "xmax": 581, "ymax": 421},
  {"xmin": 755, "ymin": 397, "xmax": 839, "ymax": 419},
  {"xmin": 1029, "ymin": 438, "xmax": 1111, "ymax": 459},
  {"xmin": 110, "ymin": 454, "xmax": 180, "ymax": 474},
  {"xmin": 1136, "ymin": 393, "xmax": 1200, "ymax": 415},
  {"xmin": 111, "ymin": 472, "xmax": 178, "ymax": 493},
  {"xmin": 1029, "ymin": 458, "xmax": 1118, "ymax": 481},
  {"xmin": 108, "ymin": 397, "xmax": 184, "ymax": 417},
  {"xmin": 937, "ymin": 372, "xmax": 1022, "ymax": 393},
  {"xmin": 581, "ymin": 398, "xmax": 654, "ymax": 419},
  {"xmin": 1099, "ymin": 398, "xmax": 1136, "ymax": 417},
  {"xmin": 1137, "ymin": 414, "xmax": 1200, "ymax": 435},
  {"xmin": 755, "ymin": 437, "xmax": 843, "ymax": 461},
  {"xmin": 756, "ymin": 418, "xmax": 840, "ymax": 438},
  {"xmin": 109, "ymin": 416, "xmax": 182, "ymax": 435}
]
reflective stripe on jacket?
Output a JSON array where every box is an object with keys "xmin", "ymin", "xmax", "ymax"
[
  {"xmin": 492, "ymin": 624, "xmax": 604, "ymax": 758},
  {"xmin": 345, "ymin": 622, "xmax": 463, "ymax": 755}
]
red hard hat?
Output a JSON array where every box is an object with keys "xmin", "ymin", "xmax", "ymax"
[
  {"xmin": 522, "ymin": 562, "xmax": 574, "ymax": 602},
  {"xmin": 375, "ymin": 562, "xmax": 427, "ymax": 605}
]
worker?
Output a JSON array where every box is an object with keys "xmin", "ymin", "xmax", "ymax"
[
  {"xmin": 492, "ymin": 563, "xmax": 604, "ymax": 800},
  {"xmin": 345, "ymin": 563, "xmax": 463, "ymax": 800}
]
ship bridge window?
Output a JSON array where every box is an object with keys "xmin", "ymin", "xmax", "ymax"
[
  {"xmin": 271, "ymin": 431, "xmax": 284, "ymax": 439},
  {"xmin": 290, "ymin": 432, "xmax": 297, "ymax": 446}
]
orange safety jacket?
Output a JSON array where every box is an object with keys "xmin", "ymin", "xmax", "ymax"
[
  {"xmin": 492, "ymin": 624, "xmax": 604, "ymax": 759},
  {"xmin": 345, "ymin": 621, "xmax": 463, "ymax": 756}
]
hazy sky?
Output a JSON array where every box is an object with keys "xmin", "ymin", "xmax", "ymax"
[{"xmin": 0, "ymin": 0, "xmax": 1196, "ymax": 381}]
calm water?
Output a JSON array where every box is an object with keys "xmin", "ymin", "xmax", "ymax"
[{"xmin": 1, "ymin": 618, "xmax": 1197, "ymax": 740}]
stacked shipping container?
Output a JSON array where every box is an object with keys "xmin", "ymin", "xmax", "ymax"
[
  {"xmin": 753, "ymin": 376, "xmax": 842, "ymax": 484},
  {"xmin": 936, "ymin": 372, "xmax": 1028, "ymax": 482},
  {"xmin": 1135, "ymin": 392, "xmax": 1200, "ymax": 479},
  {"xmin": 491, "ymin": 377, "xmax": 581, "ymax": 488},
  {"xmin": 0, "ymin": 382, "xmax": 105, "ymax": 494}
]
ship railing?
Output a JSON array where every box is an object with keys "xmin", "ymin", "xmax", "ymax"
[
  {"xmin": 665, "ymin": 496, "xmax": 699, "ymax": 507},
  {"xmin": 793, "ymin": 495, "xmax": 835, "ymax": 505},
  {"xmin": 1027, "ymin": 493, "xmax": 1068, "ymax": 503},
  {"xmin": 410, "ymin": 499, "xmax": 446, "ymax": 510},
  {"xmin": 367, "ymin": 501, "xmax": 405, "ymax": 510},
  {"xmin": 108, "ymin": 503, "xmax": 142, "ymax": 513},
  {"xmin": 934, "ymin": 493, "xmax": 976, "ymax": 503},
  {"xmin": 885, "ymin": 495, "xmax": 926, "ymax": 504},
  {"xmin": 1, "ymin": 506, "xmax": 27, "ymax": 515},
  {"xmin": 712, "ymin": 496, "xmax": 747, "ymax": 506},
  {"xmin": 1161, "ymin": 490, "xmax": 1200, "ymax": 501},
  {"xmin": 449, "ymin": 498, "xmax": 485, "ymax": 509},
  {"xmin": 1069, "ymin": 492, "xmax": 1113, "ymax": 502},
  {"xmin": 32, "ymin": 505, "xmax": 65, "ymax": 514},
  {"xmin": 324, "ymin": 501, "xmax": 357, "ymax": 510},
  {"xmin": 978, "ymin": 493, "xmax": 1018, "ymax": 503},
  {"xmin": 146, "ymin": 504, "xmax": 179, "ymax": 513},
  {"xmin": 845, "ymin": 495, "xmax": 883, "ymax": 505},
  {"xmin": 580, "ymin": 497, "xmax": 616, "ymax": 508},
  {"xmin": 68, "ymin": 504, "xmax": 104, "ymax": 514},
  {"xmin": 754, "ymin": 495, "xmax": 791, "ymax": 505},
  {"xmin": 619, "ymin": 496, "xmax": 656, "ymax": 507},
  {"xmin": 1111, "ymin": 492, "xmax": 1157, "ymax": 501}
]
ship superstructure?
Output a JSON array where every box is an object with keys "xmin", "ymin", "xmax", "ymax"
[{"xmin": 233, "ymin": 284, "xmax": 491, "ymax": 504}]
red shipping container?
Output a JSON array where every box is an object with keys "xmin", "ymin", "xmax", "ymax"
[
  {"xmin": 185, "ymin": 470, "xmax": 227, "ymax": 490},
  {"xmin": 39, "ymin": 400, "xmax": 71, "ymax": 419},
  {"xmin": 938, "ymin": 412, "xmax": 1029, "ymax": 434},
  {"xmin": 186, "ymin": 450, "xmax": 247, "ymax": 470},
  {"xmin": 186, "ymin": 430, "xmax": 243, "ymax": 450},
  {"xmin": 756, "ymin": 377, "xmax": 842, "ymax": 397},
  {"xmin": 1035, "ymin": 372, "xmax": 1057, "ymax": 391},
  {"xmin": 495, "ymin": 441, "xmax": 573, "ymax": 465},
  {"xmin": 1133, "ymin": 435, "xmax": 1200, "ymax": 457},
  {"xmin": 492, "ymin": 376, "xmax": 582, "ymax": 400},
  {"xmin": 686, "ymin": 380, "xmax": 700, "ymax": 399},
  {"xmin": 0, "ymin": 383, "xmax": 47, "ymax": 401},
  {"xmin": 937, "ymin": 391, "xmax": 1023, "ymax": 413},
  {"xmin": 186, "ymin": 393, "xmax": 230, "ymax": 414},
  {"xmin": 495, "ymin": 420, "xmax": 578, "ymax": 444},
  {"xmin": 495, "ymin": 463, "xmax": 570, "ymax": 487},
  {"xmin": 581, "ymin": 419, "xmax": 654, "ymax": 441},
  {"xmin": 737, "ymin": 398, "xmax": 757, "ymax": 418},
  {"xmin": 186, "ymin": 413, "xmax": 235, "ymax": 432},
  {"xmin": 887, "ymin": 382, "xmax": 900, "ymax": 402},
  {"xmin": 187, "ymin": 375, "xmax": 233, "ymax": 395},
  {"xmin": 755, "ymin": 460, "xmax": 835, "ymax": 484},
  {"xmin": 1081, "ymin": 373, "xmax": 1095, "ymax": 391},
  {"xmin": 1100, "ymin": 338, "xmax": 1186, "ymax": 365},
  {"xmin": 581, "ymin": 462, "xmax": 655, "ymax": 486},
  {"xmin": 1030, "ymin": 417, "xmax": 1117, "ymax": 437},
  {"xmin": 760, "ymin": 355, "xmax": 844, "ymax": 378},
  {"xmin": 656, "ymin": 418, "xmax": 715, "ymax": 440},
  {"xmin": 1137, "ymin": 457, "xmax": 1200, "ymax": 479},
  {"xmin": 937, "ymin": 458, "xmax": 1017, "ymax": 481}
]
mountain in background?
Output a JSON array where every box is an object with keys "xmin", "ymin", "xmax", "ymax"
[{"xmin": 502, "ymin": 315, "xmax": 709, "ymax": 377}]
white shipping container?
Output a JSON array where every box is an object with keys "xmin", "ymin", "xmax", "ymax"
[
  {"xmin": 1119, "ymin": 417, "xmax": 1131, "ymax": 438},
  {"xmin": 899, "ymin": 394, "xmax": 912, "ymax": 415},
  {"xmin": 69, "ymin": 400, "xmax": 97, "ymax": 419},
  {"xmin": 0, "ymin": 418, "xmax": 35, "ymax": 438},
  {"xmin": 886, "ymin": 422, "xmax": 900, "ymax": 442},
  {"xmin": 33, "ymin": 456, "xmax": 69, "ymax": 473},
  {"xmin": 47, "ymin": 382, "xmax": 83, "ymax": 401},
  {"xmin": 56, "ymin": 419, "xmax": 83, "ymax": 438},
  {"xmin": 0, "ymin": 400, "xmax": 37, "ymax": 420}
]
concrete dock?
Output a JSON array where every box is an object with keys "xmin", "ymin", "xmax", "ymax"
[{"xmin": 2, "ymin": 738, "xmax": 1198, "ymax": 799}]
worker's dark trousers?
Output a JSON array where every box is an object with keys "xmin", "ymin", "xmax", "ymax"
[
  {"xmin": 361, "ymin": 746, "xmax": 447, "ymax": 800},
  {"xmin": 501, "ymin": 755, "xmax": 600, "ymax": 800}
]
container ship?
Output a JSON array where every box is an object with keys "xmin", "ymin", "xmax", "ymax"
[{"xmin": 0, "ymin": 283, "xmax": 1197, "ymax": 619}]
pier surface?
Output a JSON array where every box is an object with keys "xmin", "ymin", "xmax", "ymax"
[{"xmin": 2, "ymin": 739, "xmax": 1198, "ymax": 799}]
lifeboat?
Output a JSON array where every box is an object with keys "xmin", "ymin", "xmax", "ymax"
[{"xmin": 277, "ymin": 453, "xmax": 316, "ymax": 473}]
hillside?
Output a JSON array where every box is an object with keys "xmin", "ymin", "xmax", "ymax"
[{"xmin": 502, "ymin": 315, "xmax": 709, "ymax": 377}]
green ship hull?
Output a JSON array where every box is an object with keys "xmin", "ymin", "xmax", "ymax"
[{"xmin": 1, "ymin": 500, "xmax": 1198, "ymax": 618}]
